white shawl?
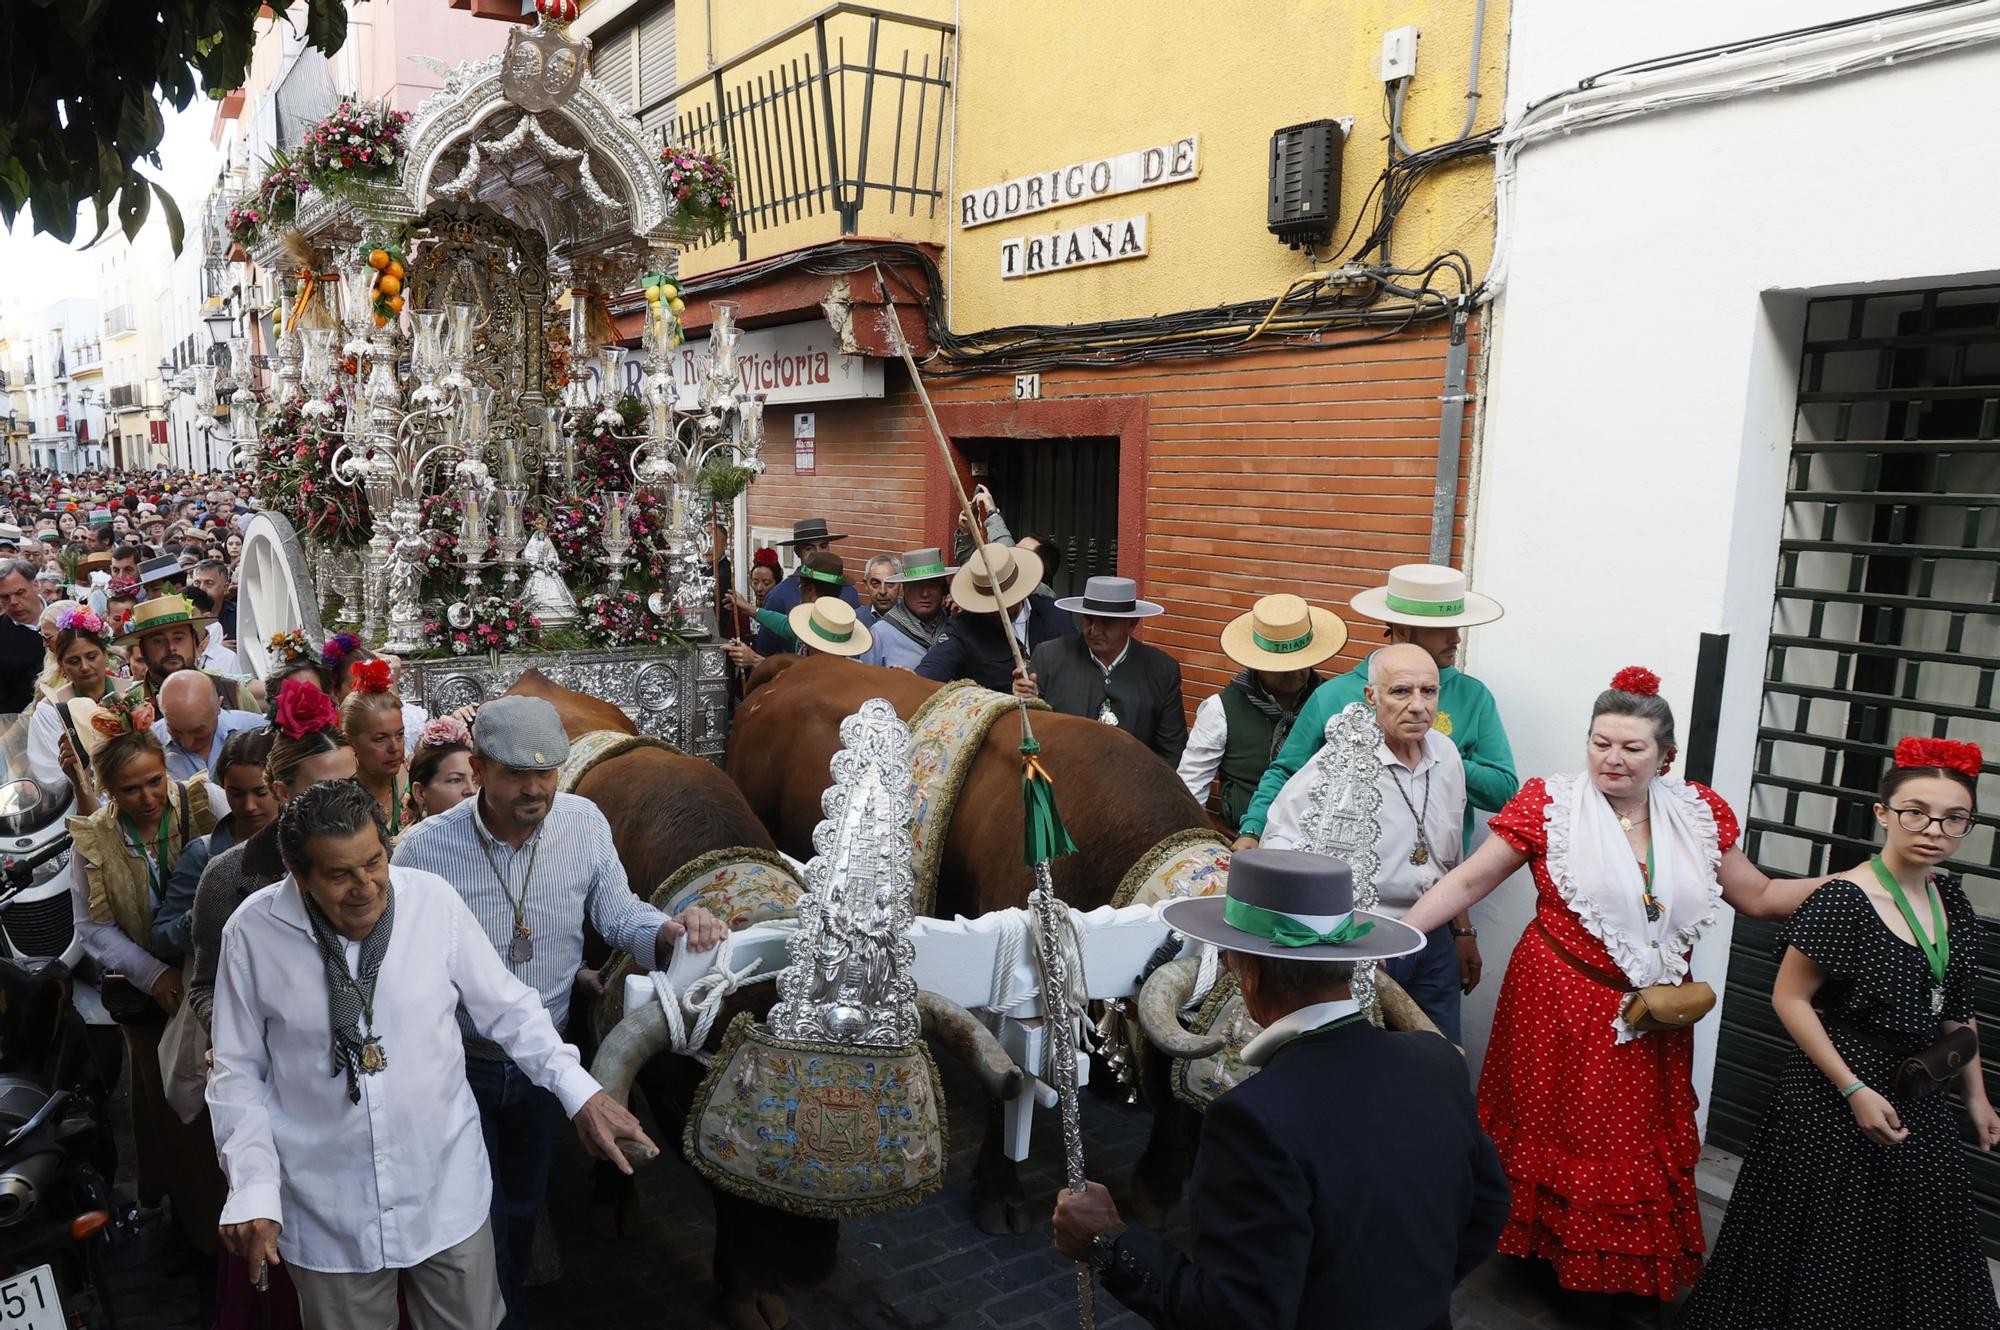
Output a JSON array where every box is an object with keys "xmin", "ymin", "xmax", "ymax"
[{"xmin": 1545, "ymin": 774, "xmax": 1723, "ymax": 1042}]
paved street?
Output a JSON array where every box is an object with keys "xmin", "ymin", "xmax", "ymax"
[{"xmin": 94, "ymin": 1051, "xmax": 1694, "ymax": 1330}]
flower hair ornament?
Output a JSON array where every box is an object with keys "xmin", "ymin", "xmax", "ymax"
[
  {"xmin": 417, "ymin": 715, "xmax": 472, "ymax": 749},
  {"xmin": 268, "ymin": 629, "xmax": 314, "ymax": 665},
  {"xmin": 321, "ymin": 632, "xmax": 362, "ymax": 670},
  {"xmin": 273, "ymin": 677, "xmax": 341, "ymax": 740},
  {"xmin": 350, "ymin": 659, "xmax": 394, "ymax": 694},
  {"xmin": 55, "ymin": 606, "xmax": 105, "ymax": 637},
  {"xmin": 89, "ymin": 692, "xmax": 158, "ymax": 741},
  {"xmin": 1894, "ymin": 736, "xmax": 1983, "ymax": 780},
  {"xmin": 1610, "ymin": 666, "xmax": 1661, "ymax": 697}
]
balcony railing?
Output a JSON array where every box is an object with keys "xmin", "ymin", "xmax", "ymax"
[{"xmin": 669, "ymin": 4, "xmax": 956, "ymax": 259}]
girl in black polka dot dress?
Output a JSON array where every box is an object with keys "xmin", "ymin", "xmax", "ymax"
[{"xmin": 1681, "ymin": 738, "xmax": 2000, "ymax": 1329}]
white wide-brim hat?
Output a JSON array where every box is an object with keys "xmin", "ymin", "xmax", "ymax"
[
  {"xmin": 1350, "ymin": 563, "xmax": 1503, "ymax": 629},
  {"xmin": 950, "ymin": 545, "xmax": 1045, "ymax": 614},
  {"xmin": 1219, "ymin": 594, "xmax": 1348, "ymax": 672}
]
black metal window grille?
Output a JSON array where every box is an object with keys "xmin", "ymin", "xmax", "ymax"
[
  {"xmin": 1746, "ymin": 285, "xmax": 1999, "ymax": 911},
  {"xmin": 669, "ymin": 4, "xmax": 955, "ymax": 260}
]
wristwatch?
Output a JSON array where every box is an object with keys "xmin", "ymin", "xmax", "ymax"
[
  {"xmin": 1451, "ymin": 925, "xmax": 1478, "ymax": 939},
  {"xmin": 1088, "ymin": 1224, "xmax": 1127, "ymax": 1272}
]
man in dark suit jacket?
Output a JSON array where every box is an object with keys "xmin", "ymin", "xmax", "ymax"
[
  {"xmin": 753, "ymin": 517, "xmax": 862, "ymax": 656},
  {"xmin": 0, "ymin": 559, "xmax": 49, "ymax": 714},
  {"xmin": 915, "ymin": 544, "xmax": 1075, "ymax": 693},
  {"xmin": 1015, "ymin": 576, "xmax": 1187, "ymax": 766},
  {"xmin": 1054, "ymin": 848, "xmax": 1508, "ymax": 1330}
]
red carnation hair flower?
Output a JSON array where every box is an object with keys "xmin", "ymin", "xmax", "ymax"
[
  {"xmin": 1894, "ymin": 736, "xmax": 1983, "ymax": 780},
  {"xmin": 1610, "ymin": 666, "xmax": 1661, "ymax": 697},
  {"xmin": 350, "ymin": 659, "xmax": 393, "ymax": 694},
  {"xmin": 274, "ymin": 677, "xmax": 340, "ymax": 740}
]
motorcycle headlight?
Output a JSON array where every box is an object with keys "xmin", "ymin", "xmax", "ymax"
[{"xmin": 0, "ymin": 780, "xmax": 42, "ymax": 819}]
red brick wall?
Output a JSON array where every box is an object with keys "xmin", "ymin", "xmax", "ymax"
[{"xmin": 745, "ymin": 321, "xmax": 1476, "ymax": 710}]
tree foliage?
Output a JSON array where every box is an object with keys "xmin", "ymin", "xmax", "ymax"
[{"xmin": 0, "ymin": 0, "xmax": 350, "ymax": 254}]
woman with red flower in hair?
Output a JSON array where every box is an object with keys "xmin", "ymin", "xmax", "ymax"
[
  {"xmin": 337, "ymin": 659, "xmax": 410, "ymax": 839},
  {"xmin": 322, "ymin": 633, "xmax": 431, "ymax": 756},
  {"xmin": 1403, "ymin": 667, "xmax": 1831, "ymax": 1319},
  {"xmin": 1681, "ymin": 737, "xmax": 1997, "ymax": 1329}
]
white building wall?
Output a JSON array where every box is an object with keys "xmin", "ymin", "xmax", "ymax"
[{"xmin": 1464, "ymin": 3, "xmax": 2000, "ymax": 1118}]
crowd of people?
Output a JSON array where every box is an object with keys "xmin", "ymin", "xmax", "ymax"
[
  {"xmin": 722, "ymin": 494, "xmax": 1994, "ymax": 1330},
  {"xmin": 4, "ymin": 465, "xmax": 1991, "ymax": 1330}
]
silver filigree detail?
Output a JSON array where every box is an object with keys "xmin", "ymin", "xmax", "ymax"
[
  {"xmin": 397, "ymin": 646, "xmax": 729, "ymax": 757},
  {"xmin": 767, "ymin": 699, "xmax": 921, "ymax": 1049},
  {"xmin": 1299, "ymin": 702, "xmax": 1388, "ymax": 1017},
  {"xmin": 632, "ymin": 663, "xmax": 678, "ymax": 710}
]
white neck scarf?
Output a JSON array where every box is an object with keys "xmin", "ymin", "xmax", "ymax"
[{"xmin": 1545, "ymin": 774, "xmax": 1723, "ymax": 1011}]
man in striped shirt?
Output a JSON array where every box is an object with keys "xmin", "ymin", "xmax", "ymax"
[{"xmin": 394, "ymin": 696, "xmax": 724, "ymax": 1326}]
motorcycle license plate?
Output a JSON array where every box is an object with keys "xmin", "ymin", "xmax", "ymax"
[{"xmin": 0, "ymin": 1265, "xmax": 63, "ymax": 1330}]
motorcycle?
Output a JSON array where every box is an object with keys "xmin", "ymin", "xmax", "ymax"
[{"xmin": 0, "ymin": 716, "xmax": 149, "ymax": 1328}]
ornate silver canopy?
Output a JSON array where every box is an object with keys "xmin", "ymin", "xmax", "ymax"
[{"xmin": 767, "ymin": 699, "xmax": 922, "ymax": 1049}]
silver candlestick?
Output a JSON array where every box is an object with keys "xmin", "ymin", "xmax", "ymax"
[
  {"xmin": 493, "ymin": 488, "xmax": 529, "ymax": 591},
  {"xmin": 602, "ymin": 489, "xmax": 633, "ymax": 591}
]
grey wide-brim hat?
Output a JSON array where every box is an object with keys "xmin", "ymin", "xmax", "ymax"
[
  {"xmin": 1160, "ymin": 848, "xmax": 1425, "ymax": 962},
  {"xmin": 1055, "ymin": 575, "xmax": 1163, "ymax": 619},
  {"xmin": 471, "ymin": 695, "xmax": 572, "ymax": 771}
]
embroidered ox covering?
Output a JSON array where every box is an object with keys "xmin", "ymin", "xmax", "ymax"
[
  {"xmin": 904, "ymin": 682, "xmax": 1047, "ymax": 914},
  {"xmin": 684, "ymin": 1013, "xmax": 947, "ymax": 1219},
  {"xmin": 557, "ymin": 728, "xmax": 683, "ymax": 794},
  {"xmin": 1111, "ymin": 828, "xmax": 1231, "ymax": 909}
]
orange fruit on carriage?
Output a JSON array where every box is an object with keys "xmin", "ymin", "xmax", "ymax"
[
  {"xmin": 377, "ymin": 274, "xmax": 401, "ymax": 297},
  {"xmin": 387, "ymin": 295, "xmax": 404, "ymax": 313},
  {"xmin": 387, "ymin": 260, "xmax": 404, "ymax": 280},
  {"xmin": 368, "ymin": 249, "xmax": 390, "ymax": 270},
  {"xmin": 374, "ymin": 313, "xmax": 389, "ymax": 326}
]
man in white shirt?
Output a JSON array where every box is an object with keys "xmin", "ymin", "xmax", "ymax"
[
  {"xmin": 209, "ymin": 780, "xmax": 654, "ymax": 1329},
  {"xmin": 1259, "ymin": 643, "xmax": 1472, "ymax": 1042},
  {"xmin": 151, "ymin": 669, "xmax": 264, "ymax": 781}
]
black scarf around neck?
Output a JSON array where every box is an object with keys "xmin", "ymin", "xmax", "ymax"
[
  {"xmin": 300, "ymin": 884, "xmax": 395, "ymax": 1104},
  {"xmin": 1228, "ymin": 668, "xmax": 1316, "ymax": 760}
]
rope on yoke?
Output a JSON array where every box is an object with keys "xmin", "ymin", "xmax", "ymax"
[
  {"xmin": 1184, "ymin": 943, "xmax": 1221, "ymax": 1021},
  {"xmin": 646, "ymin": 934, "xmax": 765, "ymax": 1066}
]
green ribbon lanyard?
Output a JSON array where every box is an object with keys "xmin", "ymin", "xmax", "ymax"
[
  {"xmin": 1640, "ymin": 837, "xmax": 1662, "ymax": 921},
  {"xmin": 1870, "ymin": 855, "xmax": 1948, "ymax": 986},
  {"xmin": 1224, "ymin": 896, "xmax": 1376, "ymax": 949},
  {"xmin": 120, "ymin": 806, "xmax": 171, "ymax": 901}
]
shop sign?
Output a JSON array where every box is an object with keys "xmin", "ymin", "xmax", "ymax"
[
  {"xmin": 960, "ymin": 136, "xmax": 1198, "ymax": 228},
  {"xmin": 1000, "ymin": 215, "xmax": 1147, "ymax": 279},
  {"xmin": 614, "ymin": 321, "xmax": 884, "ymax": 407}
]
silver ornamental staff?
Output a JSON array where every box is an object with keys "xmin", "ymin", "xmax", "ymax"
[{"xmin": 872, "ymin": 269, "xmax": 1096, "ymax": 1330}]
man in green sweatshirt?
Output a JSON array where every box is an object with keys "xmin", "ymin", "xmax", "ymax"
[{"xmin": 1234, "ymin": 565, "xmax": 1517, "ymax": 1000}]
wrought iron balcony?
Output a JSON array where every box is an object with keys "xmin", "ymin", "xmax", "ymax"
[{"xmin": 669, "ymin": 4, "xmax": 955, "ymax": 260}]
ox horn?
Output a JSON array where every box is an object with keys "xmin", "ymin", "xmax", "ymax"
[
  {"xmin": 1135, "ymin": 956, "xmax": 1227, "ymax": 1060},
  {"xmin": 1374, "ymin": 972, "xmax": 1440, "ymax": 1038},
  {"xmin": 586, "ymin": 1006, "xmax": 672, "ymax": 1168},
  {"xmin": 916, "ymin": 991, "xmax": 1025, "ymax": 1101}
]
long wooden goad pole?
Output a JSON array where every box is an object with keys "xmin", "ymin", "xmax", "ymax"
[{"xmin": 873, "ymin": 268, "xmax": 1096, "ymax": 1329}]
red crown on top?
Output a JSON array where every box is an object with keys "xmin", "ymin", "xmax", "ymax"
[
  {"xmin": 1894, "ymin": 736, "xmax": 1983, "ymax": 780},
  {"xmin": 1609, "ymin": 666, "xmax": 1661, "ymax": 697}
]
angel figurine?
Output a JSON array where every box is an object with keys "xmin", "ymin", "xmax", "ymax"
[{"xmin": 519, "ymin": 521, "xmax": 577, "ymax": 627}]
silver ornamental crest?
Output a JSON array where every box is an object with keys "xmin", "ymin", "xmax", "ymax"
[
  {"xmin": 501, "ymin": 17, "xmax": 591, "ymax": 113},
  {"xmin": 1299, "ymin": 702, "xmax": 1388, "ymax": 1015},
  {"xmin": 767, "ymin": 699, "xmax": 921, "ymax": 1049}
]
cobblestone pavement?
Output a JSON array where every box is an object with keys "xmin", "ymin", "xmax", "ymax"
[{"xmin": 91, "ymin": 1052, "xmax": 1696, "ymax": 1330}]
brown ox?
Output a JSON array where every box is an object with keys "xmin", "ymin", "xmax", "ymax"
[
  {"xmin": 502, "ymin": 672, "xmax": 829, "ymax": 1330},
  {"xmin": 513, "ymin": 671, "xmax": 1016, "ymax": 1330},
  {"xmin": 727, "ymin": 654, "xmax": 1216, "ymax": 1232}
]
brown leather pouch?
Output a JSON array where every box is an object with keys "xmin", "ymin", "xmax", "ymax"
[
  {"xmin": 1533, "ymin": 918, "xmax": 1716, "ymax": 1033},
  {"xmin": 1893, "ymin": 1025, "xmax": 1979, "ymax": 1100}
]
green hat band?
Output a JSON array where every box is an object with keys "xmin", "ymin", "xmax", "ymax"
[
  {"xmin": 1224, "ymin": 896, "xmax": 1376, "ymax": 949},
  {"xmin": 902, "ymin": 560, "xmax": 949, "ymax": 579},
  {"xmin": 1384, "ymin": 592, "xmax": 1465, "ymax": 617},
  {"xmin": 1250, "ymin": 627, "xmax": 1315, "ymax": 654},
  {"xmin": 137, "ymin": 609, "xmax": 193, "ymax": 630},
  {"xmin": 800, "ymin": 566, "xmax": 844, "ymax": 586},
  {"xmin": 807, "ymin": 617, "xmax": 854, "ymax": 644}
]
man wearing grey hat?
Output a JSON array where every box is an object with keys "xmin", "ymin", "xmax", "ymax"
[
  {"xmin": 1052, "ymin": 849, "xmax": 1507, "ymax": 1330},
  {"xmin": 393, "ymin": 695, "xmax": 726, "ymax": 1325},
  {"xmin": 1014, "ymin": 575, "xmax": 1188, "ymax": 766}
]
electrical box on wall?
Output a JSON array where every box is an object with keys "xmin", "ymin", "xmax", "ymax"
[{"xmin": 1267, "ymin": 119, "xmax": 1345, "ymax": 249}]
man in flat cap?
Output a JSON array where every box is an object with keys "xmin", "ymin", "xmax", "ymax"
[{"xmin": 394, "ymin": 695, "xmax": 727, "ymax": 1324}]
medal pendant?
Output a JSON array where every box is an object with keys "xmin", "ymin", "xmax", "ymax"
[
  {"xmin": 358, "ymin": 1036, "xmax": 387, "ymax": 1075},
  {"xmin": 509, "ymin": 926, "xmax": 534, "ymax": 965},
  {"xmin": 1931, "ymin": 985, "xmax": 1945, "ymax": 1016},
  {"xmin": 1643, "ymin": 894, "xmax": 1663, "ymax": 924},
  {"xmin": 1097, "ymin": 702, "xmax": 1118, "ymax": 726},
  {"xmin": 1409, "ymin": 842, "xmax": 1429, "ymax": 867}
]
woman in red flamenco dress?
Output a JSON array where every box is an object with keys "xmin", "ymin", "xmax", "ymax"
[{"xmin": 1403, "ymin": 668, "xmax": 1827, "ymax": 1309}]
